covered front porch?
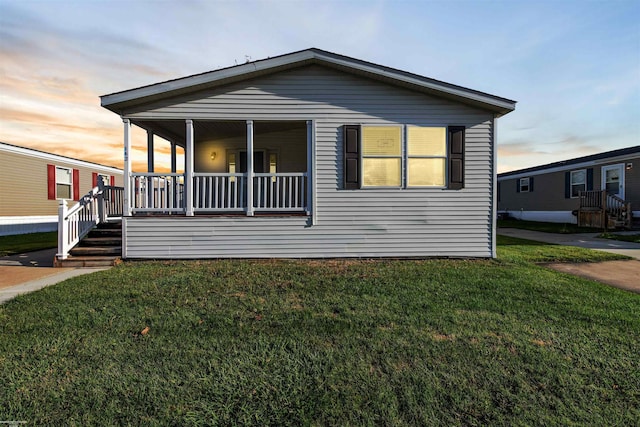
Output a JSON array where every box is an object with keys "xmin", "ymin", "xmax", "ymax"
[{"xmin": 124, "ymin": 119, "xmax": 313, "ymax": 216}]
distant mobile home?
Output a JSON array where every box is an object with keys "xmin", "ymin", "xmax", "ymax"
[
  {"xmin": 498, "ymin": 146, "xmax": 639, "ymax": 225},
  {"xmin": 96, "ymin": 48, "xmax": 515, "ymax": 259},
  {"xmin": 0, "ymin": 142, "xmax": 123, "ymax": 235}
]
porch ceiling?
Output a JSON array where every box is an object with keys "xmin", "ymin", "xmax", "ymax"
[{"xmin": 131, "ymin": 120, "xmax": 306, "ymax": 147}]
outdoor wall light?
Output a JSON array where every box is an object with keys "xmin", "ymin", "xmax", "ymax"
[
  {"xmin": 626, "ymin": 163, "xmax": 633, "ymax": 170},
  {"xmin": 210, "ymin": 151, "xmax": 217, "ymax": 161}
]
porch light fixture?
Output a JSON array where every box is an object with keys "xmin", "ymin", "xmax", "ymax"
[
  {"xmin": 210, "ymin": 151, "xmax": 217, "ymax": 161},
  {"xmin": 627, "ymin": 163, "xmax": 633, "ymax": 170}
]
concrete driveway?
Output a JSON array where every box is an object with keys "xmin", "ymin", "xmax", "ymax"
[{"xmin": 498, "ymin": 228, "xmax": 640, "ymax": 294}]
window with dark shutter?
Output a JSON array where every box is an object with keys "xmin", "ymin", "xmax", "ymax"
[
  {"xmin": 344, "ymin": 125, "xmax": 360, "ymax": 189},
  {"xmin": 447, "ymin": 126, "xmax": 465, "ymax": 189}
]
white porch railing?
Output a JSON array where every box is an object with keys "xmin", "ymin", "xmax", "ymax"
[
  {"xmin": 254, "ymin": 173, "xmax": 307, "ymax": 211},
  {"xmin": 131, "ymin": 173, "xmax": 184, "ymax": 213},
  {"xmin": 57, "ymin": 177, "xmax": 124, "ymax": 260},
  {"xmin": 131, "ymin": 172, "xmax": 308, "ymax": 213},
  {"xmin": 194, "ymin": 173, "xmax": 246, "ymax": 212}
]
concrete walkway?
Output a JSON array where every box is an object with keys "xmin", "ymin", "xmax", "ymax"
[
  {"xmin": 0, "ymin": 248, "xmax": 109, "ymax": 304},
  {"xmin": 498, "ymin": 228, "xmax": 640, "ymax": 294},
  {"xmin": 497, "ymin": 228, "xmax": 640, "ymax": 260}
]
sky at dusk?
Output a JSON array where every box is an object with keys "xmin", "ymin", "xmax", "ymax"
[{"xmin": 1, "ymin": 0, "xmax": 639, "ymax": 173}]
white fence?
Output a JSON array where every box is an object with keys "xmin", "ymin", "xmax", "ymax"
[{"xmin": 131, "ymin": 173, "xmax": 184, "ymax": 213}]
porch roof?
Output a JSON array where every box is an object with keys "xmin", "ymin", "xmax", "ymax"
[{"xmin": 101, "ymin": 48, "xmax": 516, "ymax": 117}]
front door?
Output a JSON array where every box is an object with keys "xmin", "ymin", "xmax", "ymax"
[
  {"xmin": 602, "ymin": 164, "xmax": 624, "ymax": 199},
  {"xmin": 239, "ymin": 151, "xmax": 265, "ymax": 173}
]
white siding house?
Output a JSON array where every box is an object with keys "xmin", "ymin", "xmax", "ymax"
[{"xmin": 101, "ymin": 48, "xmax": 516, "ymax": 259}]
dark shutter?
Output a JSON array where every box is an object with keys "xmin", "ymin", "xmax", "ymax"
[
  {"xmin": 529, "ymin": 177, "xmax": 534, "ymax": 192},
  {"xmin": 73, "ymin": 169, "xmax": 80, "ymax": 200},
  {"xmin": 447, "ymin": 126, "xmax": 465, "ymax": 190},
  {"xmin": 47, "ymin": 164, "xmax": 56, "ymax": 200},
  {"xmin": 564, "ymin": 171, "xmax": 571, "ymax": 198},
  {"xmin": 586, "ymin": 168, "xmax": 593, "ymax": 191},
  {"xmin": 344, "ymin": 125, "xmax": 360, "ymax": 189},
  {"xmin": 516, "ymin": 180, "xmax": 521, "ymax": 193}
]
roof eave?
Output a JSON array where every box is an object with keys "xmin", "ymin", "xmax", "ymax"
[{"xmin": 101, "ymin": 49, "xmax": 516, "ymax": 116}]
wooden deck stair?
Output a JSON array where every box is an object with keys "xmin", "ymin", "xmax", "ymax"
[
  {"xmin": 578, "ymin": 190, "xmax": 632, "ymax": 230},
  {"xmin": 55, "ymin": 221, "xmax": 122, "ymax": 267}
]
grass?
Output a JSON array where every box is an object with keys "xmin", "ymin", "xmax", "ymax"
[
  {"xmin": 1, "ymin": 242, "xmax": 638, "ymax": 425},
  {"xmin": 597, "ymin": 232, "xmax": 640, "ymax": 244},
  {"xmin": 498, "ymin": 219, "xmax": 599, "ymax": 234},
  {"xmin": 0, "ymin": 232, "xmax": 57, "ymax": 256}
]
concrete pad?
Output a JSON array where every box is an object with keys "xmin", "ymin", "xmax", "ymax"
[
  {"xmin": 0, "ymin": 266, "xmax": 73, "ymax": 289},
  {"xmin": 0, "ymin": 267, "xmax": 109, "ymax": 304},
  {"xmin": 546, "ymin": 260, "xmax": 640, "ymax": 294}
]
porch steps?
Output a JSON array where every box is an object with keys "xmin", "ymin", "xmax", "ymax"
[{"xmin": 55, "ymin": 221, "xmax": 122, "ymax": 268}]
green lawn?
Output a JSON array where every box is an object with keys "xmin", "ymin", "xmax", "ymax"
[
  {"xmin": 498, "ymin": 219, "xmax": 599, "ymax": 234},
  {"xmin": 1, "ymin": 240, "xmax": 638, "ymax": 425},
  {"xmin": 0, "ymin": 232, "xmax": 57, "ymax": 256}
]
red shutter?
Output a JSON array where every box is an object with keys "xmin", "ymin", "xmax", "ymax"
[
  {"xmin": 110, "ymin": 175, "xmax": 115, "ymax": 186},
  {"xmin": 92, "ymin": 172, "xmax": 98, "ymax": 187},
  {"xmin": 47, "ymin": 164, "xmax": 56, "ymax": 200},
  {"xmin": 73, "ymin": 169, "xmax": 80, "ymax": 200}
]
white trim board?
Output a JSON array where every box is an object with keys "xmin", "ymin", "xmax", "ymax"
[{"xmin": 0, "ymin": 143, "xmax": 123, "ymax": 174}]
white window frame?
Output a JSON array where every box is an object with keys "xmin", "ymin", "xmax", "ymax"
[
  {"xmin": 55, "ymin": 166, "xmax": 73, "ymax": 200},
  {"xmin": 360, "ymin": 125, "xmax": 403, "ymax": 188},
  {"xmin": 519, "ymin": 177, "xmax": 530, "ymax": 193},
  {"xmin": 570, "ymin": 169, "xmax": 586, "ymax": 198},
  {"xmin": 405, "ymin": 125, "xmax": 447, "ymax": 188}
]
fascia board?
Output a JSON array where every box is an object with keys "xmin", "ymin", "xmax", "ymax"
[{"xmin": 0, "ymin": 143, "xmax": 123, "ymax": 173}]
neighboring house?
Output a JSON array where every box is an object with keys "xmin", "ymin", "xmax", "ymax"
[
  {"xmin": 498, "ymin": 146, "xmax": 639, "ymax": 224},
  {"xmin": 0, "ymin": 142, "xmax": 123, "ymax": 236},
  {"xmin": 100, "ymin": 48, "xmax": 516, "ymax": 259}
]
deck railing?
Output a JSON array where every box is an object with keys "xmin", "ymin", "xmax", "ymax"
[
  {"xmin": 57, "ymin": 176, "xmax": 124, "ymax": 260},
  {"xmin": 254, "ymin": 173, "xmax": 307, "ymax": 211},
  {"xmin": 131, "ymin": 173, "xmax": 184, "ymax": 213},
  {"xmin": 132, "ymin": 172, "xmax": 308, "ymax": 213},
  {"xmin": 194, "ymin": 173, "xmax": 246, "ymax": 211},
  {"xmin": 578, "ymin": 190, "xmax": 632, "ymax": 229}
]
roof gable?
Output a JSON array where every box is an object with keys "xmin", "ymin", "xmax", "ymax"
[{"xmin": 101, "ymin": 48, "xmax": 516, "ymax": 117}]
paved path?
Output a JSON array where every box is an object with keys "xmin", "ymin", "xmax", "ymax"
[
  {"xmin": 498, "ymin": 228, "xmax": 640, "ymax": 260},
  {"xmin": 498, "ymin": 228, "xmax": 640, "ymax": 294},
  {"xmin": 0, "ymin": 248, "xmax": 109, "ymax": 304}
]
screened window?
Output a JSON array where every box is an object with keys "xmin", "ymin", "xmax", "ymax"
[
  {"xmin": 570, "ymin": 169, "xmax": 586, "ymax": 198},
  {"xmin": 362, "ymin": 126, "xmax": 402, "ymax": 187},
  {"xmin": 407, "ymin": 127, "xmax": 446, "ymax": 187},
  {"xmin": 56, "ymin": 166, "xmax": 72, "ymax": 199},
  {"xmin": 519, "ymin": 177, "xmax": 530, "ymax": 193}
]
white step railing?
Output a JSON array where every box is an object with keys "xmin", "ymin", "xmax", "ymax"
[
  {"xmin": 57, "ymin": 176, "xmax": 124, "ymax": 260},
  {"xmin": 131, "ymin": 173, "xmax": 184, "ymax": 213},
  {"xmin": 194, "ymin": 173, "xmax": 246, "ymax": 212}
]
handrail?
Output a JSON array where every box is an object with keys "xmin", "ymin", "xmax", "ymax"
[{"xmin": 57, "ymin": 176, "xmax": 124, "ymax": 260}]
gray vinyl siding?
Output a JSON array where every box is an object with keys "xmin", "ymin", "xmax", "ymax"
[{"xmin": 123, "ymin": 65, "xmax": 496, "ymax": 258}]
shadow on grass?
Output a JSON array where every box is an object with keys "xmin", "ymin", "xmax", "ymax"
[{"xmin": 496, "ymin": 235, "xmax": 550, "ymax": 246}]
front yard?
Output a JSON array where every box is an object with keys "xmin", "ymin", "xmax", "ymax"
[{"xmin": 1, "ymin": 238, "xmax": 638, "ymax": 425}]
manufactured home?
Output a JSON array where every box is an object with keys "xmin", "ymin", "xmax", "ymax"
[
  {"xmin": 60, "ymin": 48, "xmax": 516, "ymax": 261},
  {"xmin": 498, "ymin": 146, "xmax": 639, "ymax": 227},
  {"xmin": 0, "ymin": 142, "xmax": 123, "ymax": 236}
]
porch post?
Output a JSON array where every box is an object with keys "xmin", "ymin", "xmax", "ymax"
[
  {"xmin": 123, "ymin": 118, "xmax": 131, "ymax": 217},
  {"xmin": 185, "ymin": 120, "xmax": 194, "ymax": 216},
  {"xmin": 146, "ymin": 130, "xmax": 155, "ymax": 173},
  {"xmin": 246, "ymin": 120, "xmax": 254, "ymax": 216},
  {"xmin": 170, "ymin": 142, "xmax": 177, "ymax": 173},
  {"xmin": 307, "ymin": 120, "xmax": 316, "ymax": 224}
]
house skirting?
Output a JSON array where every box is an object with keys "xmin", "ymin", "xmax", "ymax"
[
  {"xmin": 0, "ymin": 216, "xmax": 58, "ymax": 236},
  {"xmin": 499, "ymin": 210, "xmax": 577, "ymax": 224}
]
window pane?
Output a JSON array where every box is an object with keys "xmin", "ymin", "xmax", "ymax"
[
  {"xmin": 362, "ymin": 127, "xmax": 401, "ymax": 156},
  {"xmin": 407, "ymin": 158, "xmax": 445, "ymax": 187},
  {"xmin": 571, "ymin": 184, "xmax": 585, "ymax": 198},
  {"xmin": 571, "ymin": 170, "xmax": 585, "ymax": 185},
  {"xmin": 56, "ymin": 167, "xmax": 72, "ymax": 184},
  {"xmin": 57, "ymin": 184, "xmax": 71, "ymax": 199},
  {"xmin": 363, "ymin": 158, "xmax": 401, "ymax": 187},
  {"xmin": 407, "ymin": 127, "xmax": 446, "ymax": 156}
]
